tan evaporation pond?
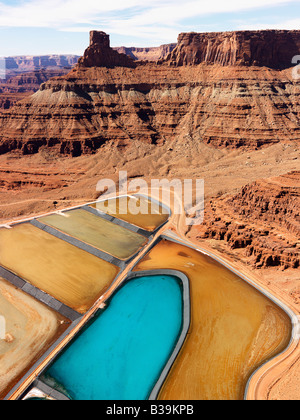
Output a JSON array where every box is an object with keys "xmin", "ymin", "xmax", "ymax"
[
  {"xmin": 0, "ymin": 224, "xmax": 119, "ymax": 314},
  {"xmin": 90, "ymin": 195, "xmax": 170, "ymax": 232},
  {"xmin": 39, "ymin": 209, "xmax": 147, "ymax": 260},
  {"xmin": 134, "ymin": 239, "xmax": 292, "ymax": 400},
  {"xmin": 0, "ymin": 277, "xmax": 70, "ymax": 399}
]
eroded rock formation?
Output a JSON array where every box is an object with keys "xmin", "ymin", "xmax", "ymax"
[
  {"xmin": 193, "ymin": 171, "xmax": 300, "ymax": 269},
  {"xmin": 114, "ymin": 44, "xmax": 176, "ymax": 61},
  {"xmin": 78, "ymin": 31, "xmax": 136, "ymax": 68},
  {"xmin": 0, "ymin": 30, "xmax": 300, "ymax": 156},
  {"xmin": 165, "ymin": 30, "xmax": 300, "ymax": 69},
  {"xmin": 0, "ymin": 69, "xmax": 72, "ymax": 110},
  {"xmin": 4, "ymin": 55, "xmax": 79, "ymax": 75}
]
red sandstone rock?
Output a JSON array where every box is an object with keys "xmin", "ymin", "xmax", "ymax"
[
  {"xmin": 0, "ymin": 69, "xmax": 71, "ymax": 110},
  {"xmin": 78, "ymin": 31, "xmax": 136, "ymax": 68},
  {"xmin": 114, "ymin": 44, "xmax": 176, "ymax": 62},
  {"xmin": 164, "ymin": 30, "xmax": 300, "ymax": 69},
  {"xmin": 193, "ymin": 171, "xmax": 300, "ymax": 269},
  {"xmin": 0, "ymin": 30, "xmax": 300, "ymax": 156}
]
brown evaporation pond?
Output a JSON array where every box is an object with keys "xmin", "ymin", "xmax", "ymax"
[
  {"xmin": 90, "ymin": 196, "xmax": 170, "ymax": 232},
  {"xmin": 134, "ymin": 239, "xmax": 292, "ymax": 400},
  {"xmin": 39, "ymin": 209, "xmax": 147, "ymax": 260},
  {"xmin": 0, "ymin": 224, "xmax": 119, "ymax": 314},
  {"xmin": 0, "ymin": 277, "xmax": 70, "ymax": 399}
]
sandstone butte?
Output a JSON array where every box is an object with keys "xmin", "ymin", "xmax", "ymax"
[{"xmin": 0, "ymin": 29, "xmax": 300, "ymax": 156}]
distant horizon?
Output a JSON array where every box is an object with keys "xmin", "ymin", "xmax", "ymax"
[
  {"xmin": 0, "ymin": 0, "xmax": 299, "ymax": 56},
  {"xmin": 2, "ymin": 26, "xmax": 300, "ymax": 58}
]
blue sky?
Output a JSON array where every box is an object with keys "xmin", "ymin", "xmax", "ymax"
[{"xmin": 0, "ymin": 0, "xmax": 299, "ymax": 56}]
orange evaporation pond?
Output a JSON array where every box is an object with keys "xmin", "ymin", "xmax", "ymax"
[
  {"xmin": 39, "ymin": 209, "xmax": 147, "ymax": 260},
  {"xmin": 0, "ymin": 277, "xmax": 70, "ymax": 399},
  {"xmin": 90, "ymin": 196, "xmax": 169, "ymax": 232},
  {"xmin": 134, "ymin": 239, "xmax": 292, "ymax": 400},
  {"xmin": 0, "ymin": 224, "xmax": 119, "ymax": 314}
]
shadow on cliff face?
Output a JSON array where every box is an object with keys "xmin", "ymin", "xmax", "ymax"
[
  {"xmin": 0, "ymin": 29, "xmax": 300, "ymax": 157},
  {"xmin": 165, "ymin": 30, "xmax": 300, "ymax": 69}
]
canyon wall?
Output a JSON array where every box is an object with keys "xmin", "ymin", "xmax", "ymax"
[
  {"xmin": 4, "ymin": 55, "xmax": 79, "ymax": 75},
  {"xmin": 0, "ymin": 69, "xmax": 72, "ymax": 110},
  {"xmin": 194, "ymin": 171, "xmax": 300, "ymax": 269},
  {"xmin": 114, "ymin": 44, "xmax": 176, "ymax": 61},
  {"xmin": 0, "ymin": 43, "xmax": 176, "ymax": 110},
  {"xmin": 0, "ymin": 30, "xmax": 300, "ymax": 156},
  {"xmin": 165, "ymin": 30, "xmax": 300, "ymax": 69}
]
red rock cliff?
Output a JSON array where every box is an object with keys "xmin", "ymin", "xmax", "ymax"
[
  {"xmin": 78, "ymin": 31, "xmax": 136, "ymax": 68},
  {"xmin": 0, "ymin": 30, "xmax": 300, "ymax": 156},
  {"xmin": 165, "ymin": 30, "xmax": 300, "ymax": 69},
  {"xmin": 193, "ymin": 171, "xmax": 300, "ymax": 269},
  {"xmin": 114, "ymin": 44, "xmax": 176, "ymax": 61}
]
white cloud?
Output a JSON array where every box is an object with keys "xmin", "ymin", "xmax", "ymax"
[
  {"xmin": 0, "ymin": 0, "xmax": 148, "ymax": 27},
  {"xmin": 238, "ymin": 18, "xmax": 300, "ymax": 31},
  {"xmin": 0, "ymin": 0, "xmax": 297, "ymax": 29},
  {"xmin": 0, "ymin": 0, "xmax": 298, "ymax": 47}
]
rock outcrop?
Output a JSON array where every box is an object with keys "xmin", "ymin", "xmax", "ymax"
[
  {"xmin": 78, "ymin": 31, "xmax": 136, "ymax": 68},
  {"xmin": 0, "ymin": 30, "xmax": 300, "ymax": 156},
  {"xmin": 0, "ymin": 69, "xmax": 71, "ymax": 110},
  {"xmin": 165, "ymin": 30, "xmax": 300, "ymax": 69},
  {"xmin": 193, "ymin": 171, "xmax": 300, "ymax": 269},
  {"xmin": 114, "ymin": 44, "xmax": 176, "ymax": 61}
]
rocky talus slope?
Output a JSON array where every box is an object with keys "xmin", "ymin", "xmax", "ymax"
[
  {"xmin": 192, "ymin": 171, "xmax": 300, "ymax": 269},
  {"xmin": 0, "ymin": 30, "xmax": 300, "ymax": 155}
]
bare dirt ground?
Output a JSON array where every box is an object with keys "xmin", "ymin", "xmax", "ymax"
[
  {"xmin": 0, "ymin": 138, "xmax": 298, "ymax": 223},
  {"xmin": 0, "ymin": 138, "xmax": 299, "ymax": 400}
]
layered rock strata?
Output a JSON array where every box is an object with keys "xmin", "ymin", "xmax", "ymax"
[
  {"xmin": 114, "ymin": 44, "xmax": 176, "ymax": 61},
  {"xmin": 0, "ymin": 30, "xmax": 300, "ymax": 156},
  {"xmin": 194, "ymin": 171, "xmax": 300, "ymax": 269},
  {"xmin": 0, "ymin": 69, "xmax": 71, "ymax": 110},
  {"xmin": 165, "ymin": 30, "xmax": 300, "ymax": 69},
  {"xmin": 78, "ymin": 31, "xmax": 136, "ymax": 68},
  {"xmin": 4, "ymin": 54, "xmax": 79, "ymax": 75}
]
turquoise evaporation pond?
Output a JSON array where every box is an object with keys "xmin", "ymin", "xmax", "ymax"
[{"xmin": 44, "ymin": 275, "xmax": 184, "ymax": 400}]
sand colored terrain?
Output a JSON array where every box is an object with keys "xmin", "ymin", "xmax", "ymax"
[
  {"xmin": 0, "ymin": 277, "xmax": 70, "ymax": 399},
  {"xmin": 0, "ymin": 223, "xmax": 119, "ymax": 313},
  {"xmin": 1, "ymin": 64, "xmax": 300, "ymax": 156},
  {"xmin": 133, "ymin": 239, "xmax": 292, "ymax": 400},
  {"xmin": 0, "ymin": 123, "xmax": 298, "ymax": 400},
  {"xmin": 0, "ymin": 140, "xmax": 298, "ymax": 225}
]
